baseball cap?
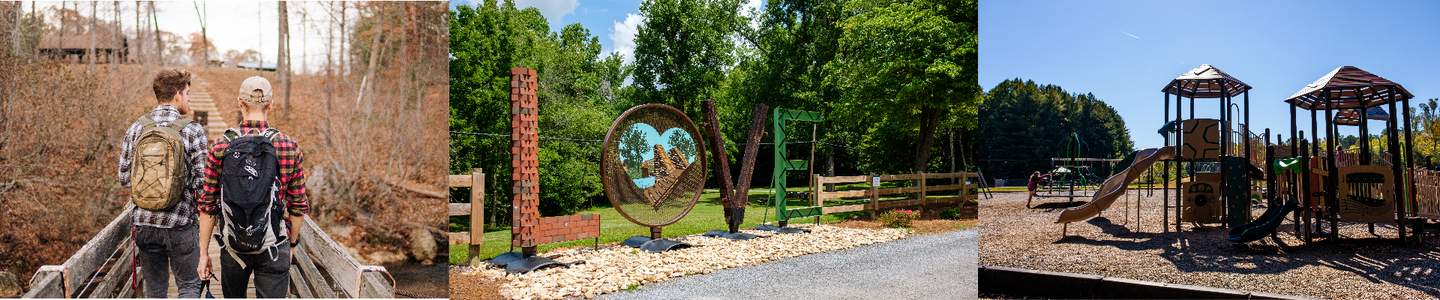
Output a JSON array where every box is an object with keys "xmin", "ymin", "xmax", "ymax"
[{"xmin": 238, "ymin": 76, "xmax": 273, "ymax": 105}]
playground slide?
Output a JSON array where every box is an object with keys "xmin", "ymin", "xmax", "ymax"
[
  {"xmin": 1228, "ymin": 199, "xmax": 1299, "ymax": 243},
  {"xmin": 1056, "ymin": 146, "xmax": 1176, "ymax": 224}
]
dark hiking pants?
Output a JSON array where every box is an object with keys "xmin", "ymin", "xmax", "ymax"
[
  {"xmin": 135, "ymin": 222, "xmax": 202, "ymax": 298},
  {"xmin": 219, "ymin": 243, "xmax": 290, "ymax": 298}
]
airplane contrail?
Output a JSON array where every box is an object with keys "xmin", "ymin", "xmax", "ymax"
[{"xmin": 1119, "ymin": 30, "xmax": 1141, "ymax": 39}]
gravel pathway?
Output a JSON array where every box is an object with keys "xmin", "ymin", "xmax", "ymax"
[
  {"xmin": 593, "ymin": 228, "xmax": 977, "ymax": 300},
  {"xmin": 981, "ymin": 191, "xmax": 1440, "ymax": 299}
]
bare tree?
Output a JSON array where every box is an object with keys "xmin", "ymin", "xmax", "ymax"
[
  {"xmin": 355, "ymin": 5, "xmax": 381, "ymax": 108},
  {"xmin": 150, "ymin": 1, "xmax": 159, "ymax": 66},
  {"xmin": 278, "ymin": 1, "xmax": 290, "ymax": 119},
  {"xmin": 88, "ymin": 1, "xmax": 95, "ymax": 69},
  {"xmin": 193, "ymin": 1, "xmax": 206, "ymax": 71}
]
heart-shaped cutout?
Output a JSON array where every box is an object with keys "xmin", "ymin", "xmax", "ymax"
[{"xmin": 615, "ymin": 123, "xmax": 698, "ymax": 208}]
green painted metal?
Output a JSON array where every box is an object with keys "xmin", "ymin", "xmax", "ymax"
[
  {"xmin": 772, "ymin": 108, "xmax": 824, "ymax": 223},
  {"xmin": 1224, "ymin": 156, "xmax": 1251, "ymax": 228}
]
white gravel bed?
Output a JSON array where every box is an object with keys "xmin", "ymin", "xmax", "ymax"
[
  {"xmin": 462, "ymin": 224, "xmax": 911, "ymax": 299},
  {"xmin": 981, "ymin": 191, "xmax": 1440, "ymax": 300}
]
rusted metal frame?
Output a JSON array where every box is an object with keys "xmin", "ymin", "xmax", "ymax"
[
  {"xmin": 700, "ymin": 99, "xmax": 735, "ymax": 214},
  {"xmin": 599, "ymin": 103, "xmax": 707, "ymax": 235}
]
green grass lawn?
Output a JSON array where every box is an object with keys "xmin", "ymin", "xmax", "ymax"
[{"xmin": 450, "ymin": 187, "xmax": 967, "ymax": 264}]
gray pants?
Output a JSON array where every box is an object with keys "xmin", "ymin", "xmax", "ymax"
[
  {"xmin": 219, "ymin": 243, "xmax": 290, "ymax": 298},
  {"xmin": 135, "ymin": 223, "xmax": 202, "ymax": 298}
]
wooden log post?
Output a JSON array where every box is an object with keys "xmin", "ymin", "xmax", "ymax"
[
  {"xmin": 469, "ymin": 168, "xmax": 484, "ymax": 266},
  {"xmin": 870, "ymin": 174, "xmax": 880, "ymax": 219}
]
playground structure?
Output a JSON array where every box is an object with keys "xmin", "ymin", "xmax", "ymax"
[
  {"xmin": 1279, "ymin": 66, "xmax": 1421, "ymax": 244},
  {"xmin": 1052, "ymin": 64, "xmax": 1433, "ymax": 246},
  {"xmin": 600, "ymin": 103, "xmax": 707, "ymax": 252},
  {"xmin": 490, "ymin": 68, "xmax": 603, "ymax": 272},
  {"xmin": 1030, "ymin": 133, "xmax": 1122, "ymax": 207}
]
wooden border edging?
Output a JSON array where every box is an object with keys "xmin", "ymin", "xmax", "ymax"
[{"xmin": 978, "ymin": 265, "xmax": 1323, "ymax": 300}]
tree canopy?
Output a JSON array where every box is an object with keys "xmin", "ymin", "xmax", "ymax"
[{"xmin": 978, "ymin": 79, "xmax": 1134, "ymax": 179}]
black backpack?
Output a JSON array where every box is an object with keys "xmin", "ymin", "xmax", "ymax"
[{"xmin": 217, "ymin": 128, "xmax": 286, "ymax": 256}]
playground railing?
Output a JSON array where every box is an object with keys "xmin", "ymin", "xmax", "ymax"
[
  {"xmin": 447, "ymin": 168, "xmax": 485, "ymax": 263},
  {"xmin": 1411, "ymin": 168, "xmax": 1440, "ymax": 219},
  {"xmin": 811, "ymin": 172, "xmax": 979, "ymax": 215}
]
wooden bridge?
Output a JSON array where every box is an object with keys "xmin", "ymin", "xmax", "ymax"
[{"xmin": 22, "ymin": 203, "xmax": 394, "ymax": 298}]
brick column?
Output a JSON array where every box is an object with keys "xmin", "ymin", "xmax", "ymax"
[{"xmin": 510, "ymin": 68, "xmax": 540, "ymax": 256}]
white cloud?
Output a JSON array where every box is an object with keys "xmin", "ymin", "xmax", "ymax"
[
  {"xmin": 514, "ymin": 0, "xmax": 579, "ymax": 25},
  {"xmin": 609, "ymin": 13, "xmax": 645, "ymax": 64},
  {"xmin": 742, "ymin": 0, "xmax": 763, "ymax": 29}
]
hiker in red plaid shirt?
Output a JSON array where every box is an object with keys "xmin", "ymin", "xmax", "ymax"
[{"xmin": 195, "ymin": 76, "xmax": 308, "ymax": 298}]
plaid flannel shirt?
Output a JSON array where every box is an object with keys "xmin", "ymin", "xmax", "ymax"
[
  {"xmin": 198, "ymin": 120, "xmax": 309, "ymax": 217},
  {"xmin": 119, "ymin": 105, "xmax": 208, "ymax": 228}
]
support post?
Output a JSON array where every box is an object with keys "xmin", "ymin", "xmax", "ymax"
[{"xmin": 469, "ymin": 168, "xmax": 484, "ymax": 265}]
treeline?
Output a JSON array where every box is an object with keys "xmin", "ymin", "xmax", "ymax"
[
  {"xmin": 450, "ymin": 0, "xmax": 977, "ymax": 223},
  {"xmin": 978, "ymin": 79, "xmax": 1133, "ymax": 179}
]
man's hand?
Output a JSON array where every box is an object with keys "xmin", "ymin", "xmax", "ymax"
[{"xmin": 197, "ymin": 256, "xmax": 212, "ymax": 280}]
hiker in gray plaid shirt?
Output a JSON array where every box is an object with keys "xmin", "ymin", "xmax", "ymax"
[{"xmin": 118, "ymin": 68, "xmax": 209, "ymax": 298}]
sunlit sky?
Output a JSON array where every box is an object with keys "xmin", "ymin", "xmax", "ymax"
[
  {"xmin": 981, "ymin": 0, "xmax": 1440, "ymax": 153},
  {"xmin": 449, "ymin": 0, "xmax": 762, "ymax": 65}
]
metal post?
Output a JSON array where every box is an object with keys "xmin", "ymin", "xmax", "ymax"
[
  {"xmin": 1164, "ymin": 89, "xmax": 1171, "ymax": 232},
  {"xmin": 1324, "ymin": 89, "xmax": 1338, "ymax": 239},
  {"xmin": 1403, "ymin": 94, "xmax": 1420, "ymax": 243},
  {"xmin": 1389, "ymin": 94, "xmax": 1407, "ymax": 245}
]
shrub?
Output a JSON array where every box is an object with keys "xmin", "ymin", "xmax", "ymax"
[
  {"xmin": 940, "ymin": 208, "xmax": 966, "ymax": 220},
  {"xmin": 877, "ymin": 209, "xmax": 920, "ymax": 228}
]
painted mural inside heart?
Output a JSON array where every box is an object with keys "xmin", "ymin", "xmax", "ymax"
[{"xmin": 615, "ymin": 123, "xmax": 697, "ymax": 202}]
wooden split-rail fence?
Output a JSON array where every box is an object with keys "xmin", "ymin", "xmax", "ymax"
[
  {"xmin": 812, "ymin": 172, "xmax": 980, "ymax": 216},
  {"xmin": 447, "ymin": 168, "xmax": 486, "ymax": 264},
  {"xmin": 22, "ymin": 204, "xmax": 394, "ymax": 298}
]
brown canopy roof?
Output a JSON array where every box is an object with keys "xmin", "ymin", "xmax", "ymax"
[
  {"xmin": 1162, "ymin": 64, "xmax": 1252, "ymax": 98},
  {"xmin": 1285, "ymin": 66, "xmax": 1413, "ymax": 110},
  {"xmin": 1333, "ymin": 107, "xmax": 1390, "ymax": 126},
  {"xmin": 39, "ymin": 26, "xmax": 126, "ymax": 50}
]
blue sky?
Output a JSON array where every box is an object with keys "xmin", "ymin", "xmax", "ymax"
[
  {"xmin": 618, "ymin": 123, "xmax": 697, "ymax": 164},
  {"xmin": 981, "ymin": 0, "xmax": 1440, "ymax": 153},
  {"xmin": 451, "ymin": 0, "xmax": 762, "ymax": 65}
]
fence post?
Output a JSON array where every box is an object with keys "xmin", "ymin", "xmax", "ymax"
[
  {"xmin": 469, "ymin": 168, "xmax": 484, "ymax": 265},
  {"xmin": 870, "ymin": 174, "xmax": 880, "ymax": 219},
  {"xmin": 920, "ymin": 172, "xmax": 928, "ymax": 207}
]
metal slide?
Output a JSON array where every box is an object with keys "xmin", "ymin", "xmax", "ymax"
[{"xmin": 1056, "ymin": 146, "xmax": 1177, "ymax": 224}]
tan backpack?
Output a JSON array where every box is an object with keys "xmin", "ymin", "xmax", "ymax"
[{"xmin": 130, "ymin": 116, "xmax": 193, "ymax": 211}]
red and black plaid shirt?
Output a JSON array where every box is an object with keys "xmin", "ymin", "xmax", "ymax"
[{"xmin": 198, "ymin": 120, "xmax": 309, "ymax": 217}]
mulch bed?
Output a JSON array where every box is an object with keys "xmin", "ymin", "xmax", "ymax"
[{"xmin": 981, "ymin": 191, "xmax": 1440, "ymax": 299}]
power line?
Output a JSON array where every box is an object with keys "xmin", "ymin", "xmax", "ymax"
[{"xmin": 448, "ymin": 131, "xmax": 851, "ymax": 148}]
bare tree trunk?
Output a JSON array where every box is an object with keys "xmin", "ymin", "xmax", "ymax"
[
  {"xmin": 150, "ymin": 1, "xmax": 159, "ymax": 66},
  {"xmin": 195, "ymin": 2, "xmax": 206, "ymax": 72},
  {"xmin": 278, "ymin": 1, "xmax": 289, "ymax": 119},
  {"xmin": 88, "ymin": 1, "xmax": 95, "ymax": 69},
  {"xmin": 355, "ymin": 10, "xmax": 381, "ymax": 109},
  {"xmin": 339, "ymin": 1, "xmax": 346, "ymax": 76}
]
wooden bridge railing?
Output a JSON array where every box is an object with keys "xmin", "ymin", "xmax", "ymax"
[
  {"xmin": 812, "ymin": 172, "xmax": 980, "ymax": 215},
  {"xmin": 446, "ymin": 168, "xmax": 485, "ymax": 264},
  {"xmin": 23, "ymin": 204, "xmax": 394, "ymax": 298}
]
